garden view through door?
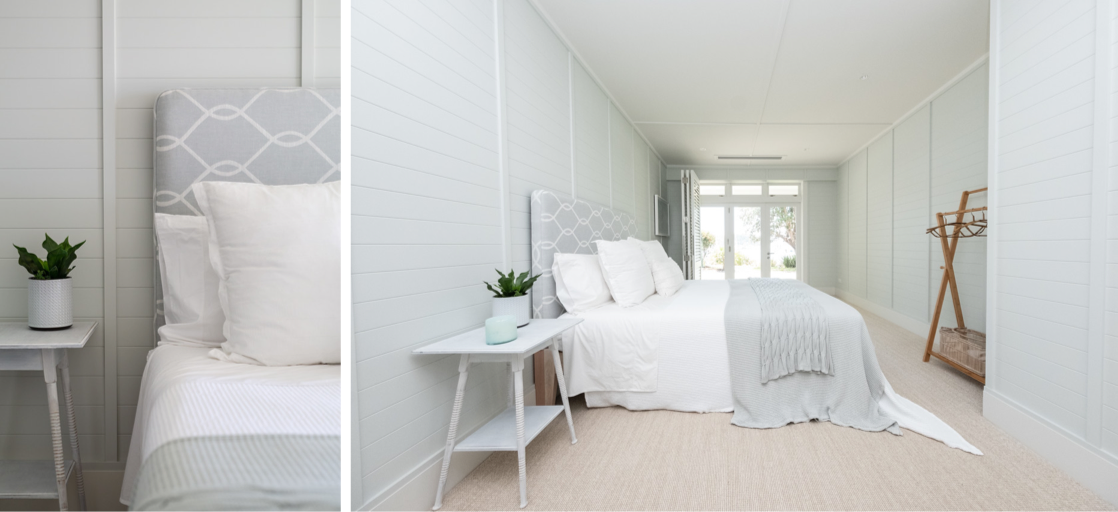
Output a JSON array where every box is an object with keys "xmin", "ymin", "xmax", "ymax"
[{"xmin": 700, "ymin": 205, "xmax": 797, "ymax": 279}]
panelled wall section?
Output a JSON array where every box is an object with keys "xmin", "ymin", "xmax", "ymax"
[
  {"xmin": 352, "ymin": 0, "xmax": 667, "ymax": 508},
  {"xmin": 835, "ymin": 63, "xmax": 989, "ymax": 339}
]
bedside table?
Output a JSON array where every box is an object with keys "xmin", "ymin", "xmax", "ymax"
[
  {"xmin": 415, "ymin": 317, "xmax": 583, "ymax": 510},
  {"xmin": 0, "ymin": 322, "xmax": 94, "ymax": 511}
]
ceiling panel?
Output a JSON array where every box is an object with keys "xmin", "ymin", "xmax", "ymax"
[
  {"xmin": 761, "ymin": 0, "xmax": 989, "ymax": 124},
  {"xmin": 534, "ymin": 0, "xmax": 989, "ymax": 166},
  {"xmin": 534, "ymin": 0, "xmax": 785, "ymax": 124}
]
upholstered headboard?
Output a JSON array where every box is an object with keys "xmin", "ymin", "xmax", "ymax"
[
  {"xmin": 152, "ymin": 88, "xmax": 341, "ymax": 328},
  {"xmin": 530, "ymin": 190, "xmax": 637, "ymax": 319}
]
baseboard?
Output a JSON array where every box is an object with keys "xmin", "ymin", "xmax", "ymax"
[
  {"xmin": 984, "ymin": 389, "xmax": 1118, "ymax": 506},
  {"xmin": 0, "ymin": 468, "xmax": 126, "ymax": 511},
  {"xmin": 363, "ymin": 384, "xmax": 535, "ymax": 511},
  {"xmin": 836, "ymin": 290, "xmax": 929, "ymax": 338}
]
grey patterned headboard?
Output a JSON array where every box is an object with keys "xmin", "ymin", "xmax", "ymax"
[
  {"xmin": 530, "ymin": 190, "xmax": 637, "ymax": 319},
  {"xmin": 152, "ymin": 88, "xmax": 341, "ymax": 328}
]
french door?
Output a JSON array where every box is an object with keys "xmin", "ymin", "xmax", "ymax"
[{"xmin": 698, "ymin": 205, "xmax": 799, "ymax": 280}]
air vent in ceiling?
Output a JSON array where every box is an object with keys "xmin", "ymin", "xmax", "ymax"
[{"xmin": 716, "ymin": 155, "xmax": 783, "ymax": 160}]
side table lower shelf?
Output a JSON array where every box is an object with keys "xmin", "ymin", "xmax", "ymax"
[
  {"xmin": 0, "ymin": 459, "xmax": 75, "ymax": 499},
  {"xmin": 455, "ymin": 406, "xmax": 564, "ymax": 452}
]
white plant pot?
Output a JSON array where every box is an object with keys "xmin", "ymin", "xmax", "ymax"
[
  {"xmin": 28, "ymin": 278, "xmax": 73, "ymax": 330},
  {"xmin": 492, "ymin": 294, "xmax": 531, "ymax": 327}
]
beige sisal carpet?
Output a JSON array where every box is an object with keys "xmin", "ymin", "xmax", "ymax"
[{"xmin": 440, "ymin": 304, "xmax": 1113, "ymax": 511}]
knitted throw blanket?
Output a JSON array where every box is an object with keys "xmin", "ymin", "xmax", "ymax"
[{"xmin": 747, "ymin": 278, "xmax": 832, "ymax": 383}]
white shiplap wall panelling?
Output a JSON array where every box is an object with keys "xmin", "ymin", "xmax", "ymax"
[
  {"xmin": 805, "ymin": 181, "xmax": 838, "ymax": 290},
  {"xmin": 0, "ymin": 0, "xmax": 107, "ymax": 461},
  {"xmin": 892, "ymin": 105, "xmax": 932, "ymax": 323},
  {"xmin": 848, "ymin": 150, "xmax": 869, "ymax": 299},
  {"xmin": 994, "ymin": 0, "xmax": 1094, "ymax": 438},
  {"xmin": 1105, "ymin": 0, "xmax": 1118, "ymax": 456},
  {"xmin": 572, "ymin": 59, "xmax": 610, "ymax": 207},
  {"xmin": 837, "ymin": 161, "xmax": 850, "ymax": 292},
  {"xmin": 351, "ymin": 0, "xmax": 506, "ymax": 503},
  {"xmin": 503, "ymin": 0, "xmax": 571, "ymax": 271},
  {"xmin": 930, "ymin": 64, "xmax": 988, "ymax": 333},
  {"xmin": 867, "ymin": 133, "xmax": 894, "ymax": 309},
  {"xmin": 609, "ymin": 103, "xmax": 635, "ymax": 215}
]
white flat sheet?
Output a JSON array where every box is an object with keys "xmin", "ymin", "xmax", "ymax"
[
  {"xmin": 568, "ymin": 280, "xmax": 733, "ymax": 413},
  {"xmin": 120, "ymin": 343, "xmax": 340, "ymax": 505}
]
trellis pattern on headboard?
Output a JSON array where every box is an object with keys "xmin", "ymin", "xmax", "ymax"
[
  {"xmin": 152, "ymin": 88, "xmax": 341, "ymax": 328},
  {"xmin": 530, "ymin": 190, "xmax": 637, "ymax": 319}
]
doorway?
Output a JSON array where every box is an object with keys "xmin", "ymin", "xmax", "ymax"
[{"xmin": 697, "ymin": 184, "xmax": 800, "ymax": 280}]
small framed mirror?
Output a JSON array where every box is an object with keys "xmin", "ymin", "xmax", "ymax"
[{"xmin": 655, "ymin": 195, "xmax": 669, "ymax": 237}]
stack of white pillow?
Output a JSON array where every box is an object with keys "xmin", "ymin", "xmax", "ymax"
[{"xmin": 552, "ymin": 237, "xmax": 685, "ymax": 313}]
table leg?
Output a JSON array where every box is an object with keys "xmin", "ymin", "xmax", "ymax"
[
  {"xmin": 433, "ymin": 355, "xmax": 470, "ymax": 511},
  {"xmin": 512, "ymin": 358, "xmax": 527, "ymax": 509},
  {"xmin": 550, "ymin": 342, "xmax": 576, "ymax": 444},
  {"xmin": 41, "ymin": 350, "xmax": 68, "ymax": 511},
  {"xmin": 60, "ymin": 351, "xmax": 86, "ymax": 511}
]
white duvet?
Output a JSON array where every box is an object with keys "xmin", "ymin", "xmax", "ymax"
[
  {"xmin": 561, "ymin": 280, "xmax": 980, "ymax": 454},
  {"xmin": 119, "ymin": 343, "xmax": 340, "ymax": 505}
]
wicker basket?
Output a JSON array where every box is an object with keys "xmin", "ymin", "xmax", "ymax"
[{"xmin": 939, "ymin": 327, "xmax": 985, "ymax": 376}]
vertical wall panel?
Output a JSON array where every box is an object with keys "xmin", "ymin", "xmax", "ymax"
[
  {"xmin": 609, "ymin": 104, "xmax": 634, "ymax": 214},
  {"xmin": 837, "ymin": 162, "xmax": 850, "ymax": 292},
  {"xmin": 893, "ymin": 105, "xmax": 932, "ymax": 322},
  {"xmin": 931, "ymin": 64, "xmax": 989, "ymax": 333},
  {"xmin": 1106, "ymin": 0, "xmax": 1118, "ymax": 455},
  {"xmin": 633, "ymin": 137, "xmax": 651, "ymax": 239},
  {"xmin": 995, "ymin": 0, "xmax": 1094, "ymax": 438},
  {"xmin": 0, "ymin": 0, "xmax": 107, "ymax": 462},
  {"xmin": 572, "ymin": 60, "xmax": 610, "ymax": 206},
  {"xmin": 867, "ymin": 133, "xmax": 894, "ymax": 308},
  {"xmin": 848, "ymin": 150, "xmax": 869, "ymax": 298},
  {"xmin": 503, "ymin": 0, "xmax": 570, "ymax": 271},
  {"xmin": 806, "ymin": 181, "xmax": 838, "ymax": 290}
]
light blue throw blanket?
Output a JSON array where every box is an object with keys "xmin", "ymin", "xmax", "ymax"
[
  {"xmin": 749, "ymin": 278, "xmax": 832, "ymax": 383},
  {"xmin": 130, "ymin": 435, "xmax": 340, "ymax": 511}
]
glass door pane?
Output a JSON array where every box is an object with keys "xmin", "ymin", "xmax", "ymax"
[
  {"xmin": 769, "ymin": 206, "xmax": 797, "ymax": 279},
  {"xmin": 699, "ymin": 207, "xmax": 725, "ymax": 280},
  {"xmin": 732, "ymin": 207, "xmax": 762, "ymax": 279}
]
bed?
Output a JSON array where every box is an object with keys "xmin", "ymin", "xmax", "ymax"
[
  {"xmin": 119, "ymin": 88, "xmax": 342, "ymax": 510},
  {"xmin": 530, "ymin": 189, "xmax": 980, "ymax": 454}
]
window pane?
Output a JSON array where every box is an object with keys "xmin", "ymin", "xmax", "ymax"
[
  {"xmin": 769, "ymin": 184, "xmax": 799, "ymax": 196},
  {"xmin": 700, "ymin": 185, "xmax": 726, "ymax": 195},
  {"xmin": 732, "ymin": 185, "xmax": 762, "ymax": 196}
]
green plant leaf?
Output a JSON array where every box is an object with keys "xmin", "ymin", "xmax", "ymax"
[
  {"xmin": 42, "ymin": 234, "xmax": 59, "ymax": 253},
  {"xmin": 13, "ymin": 245, "xmax": 43, "ymax": 276}
]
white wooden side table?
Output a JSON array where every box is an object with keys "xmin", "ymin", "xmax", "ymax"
[
  {"xmin": 415, "ymin": 318, "xmax": 583, "ymax": 510},
  {"xmin": 0, "ymin": 321, "xmax": 94, "ymax": 511}
]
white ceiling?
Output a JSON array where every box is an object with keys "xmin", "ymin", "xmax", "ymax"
[{"xmin": 534, "ymin": 0, "xmax": 989, "ymax": 167}]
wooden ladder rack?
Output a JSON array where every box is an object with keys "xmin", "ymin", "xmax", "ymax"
[{"xmin": 923, "ymin": 187, "xmax": 988, "ymax": 384}]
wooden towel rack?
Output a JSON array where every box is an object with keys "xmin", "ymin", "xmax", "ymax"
[{"xmin": 923, "ymin": 187, "xmax": 987, "ymax": 384}]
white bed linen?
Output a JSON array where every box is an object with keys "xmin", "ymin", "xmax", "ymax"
[
  {"xmin": 565, "ymin": 281, "xmax": 733, "ymax": 412},
  {"xmin": 120, "ymin": 343, "xmax": 340, "ymax": 505},
  {"xmin": 565, "ymin": 280, "xmax": 980, "ymax": 454}
]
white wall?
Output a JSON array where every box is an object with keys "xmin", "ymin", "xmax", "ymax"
[
  {"xmin": 983, "ymin": 0, "xmax": 1118, "ymax": 504},
  {"xmin": 0, "ymin": 0, "xmax": 337, "ymax": 465},
  {"xmin": 351, "ymin": 0, "xmax": 665, "ymax": 508},
  {"xmin": 835, "ymin": 62, "xmax": 989, "ymax": 337}
]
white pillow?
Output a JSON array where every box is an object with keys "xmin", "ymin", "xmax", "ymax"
[
  {"xmin": 594, "ymin": 240, "xmax": 655, "ymax": 307},
  {"xmin": 193, "ymin": 181, "xmax": 341, "ymax": 366},
  {"xmin": 552, "ymin": 253, "xmax": 612, "ymax": 314},
  {"xmin": 628, "ymin": 237, "xmax": 684, "ymax": 296},
  {"xmin": 154, "ymin": 213, "xmax": 226, "ymax": 347},
  {"xmin": 649, "ymin": 257, "xmax": 685, "ymax": 297},
  {"xmin": 628, "ymin": 237, "xmax": 670, "ymax": 263}
]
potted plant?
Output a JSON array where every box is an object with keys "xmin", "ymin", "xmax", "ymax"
[
  {"xmin": 14, "ymin": 235, "xmax": 85, "ymax": 330},
  {"xmin": 484, "ymin": 269, "xmax": 539, "ymax": 327}
]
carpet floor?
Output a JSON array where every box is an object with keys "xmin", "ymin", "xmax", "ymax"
[{"xmin": 439, "ymin": 304, "xmax": 1113, "ymax": 511}]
